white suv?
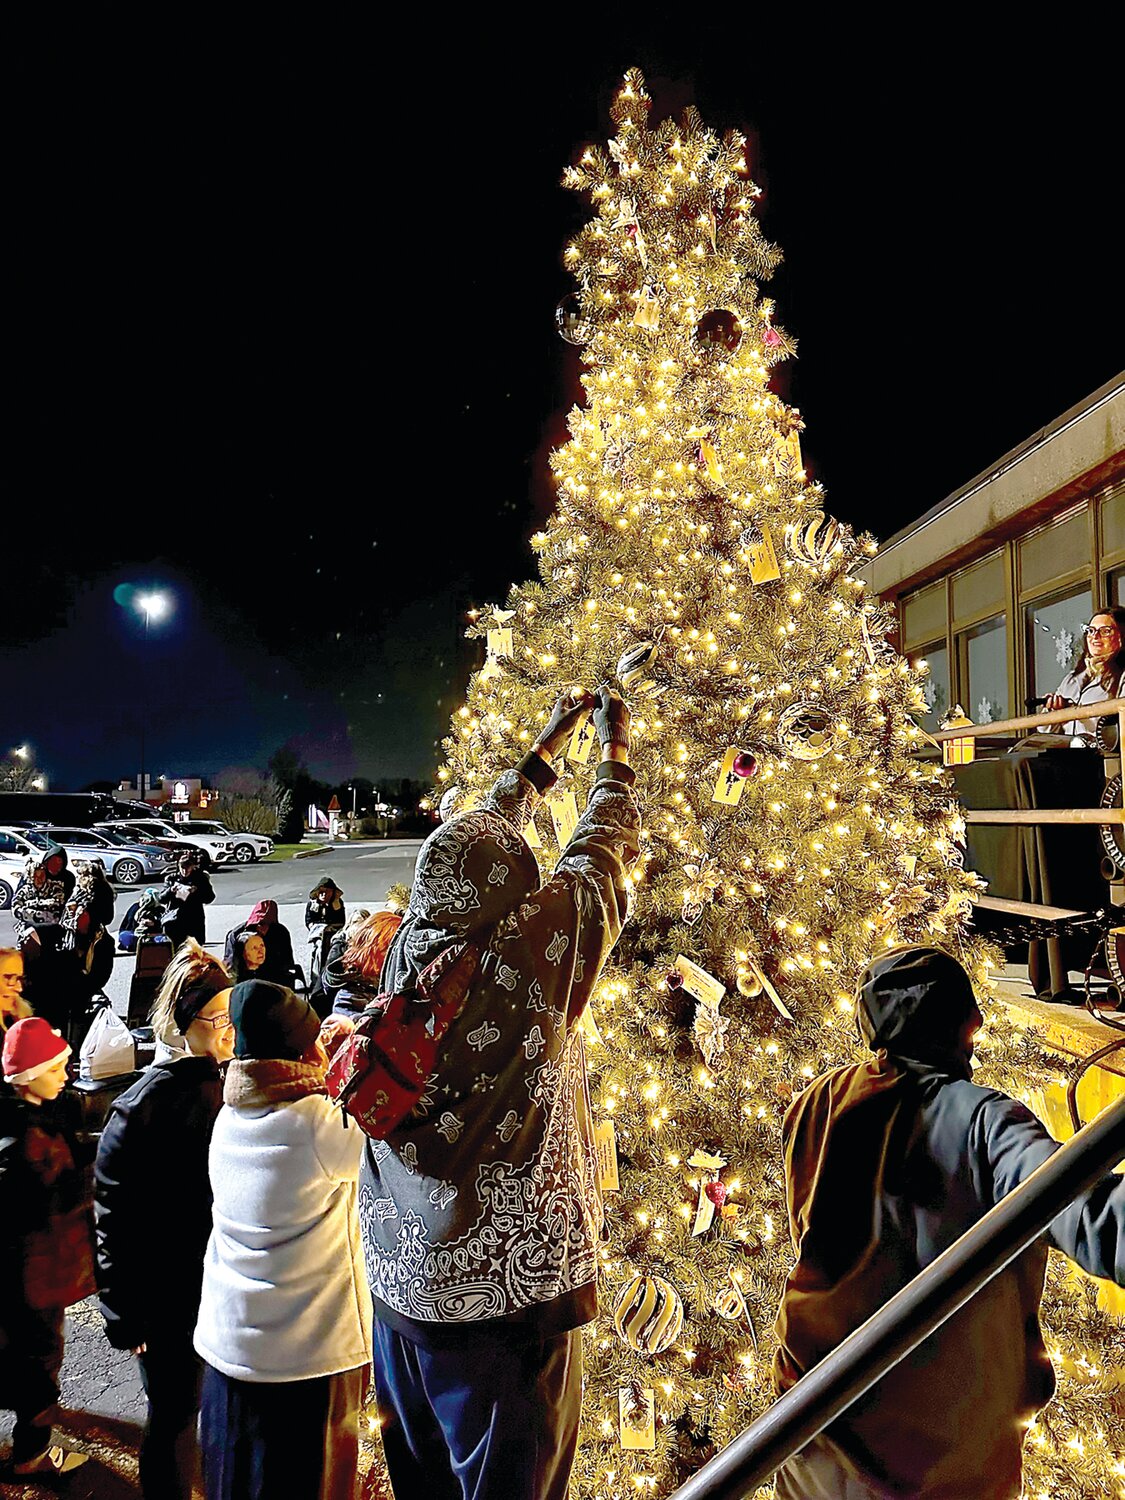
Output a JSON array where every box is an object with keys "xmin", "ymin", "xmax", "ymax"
[
  {"xmin": 100, "ymin": 819, "xmax": 240, "ymax": 868},
  {"xmin": 185, "ymin": 821, "xmax": 273, "ymax": 865}
]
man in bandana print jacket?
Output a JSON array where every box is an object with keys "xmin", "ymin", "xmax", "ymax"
[{"xmin": 361, "ymin": 685, "xmax": 639, "ymax": 1500}]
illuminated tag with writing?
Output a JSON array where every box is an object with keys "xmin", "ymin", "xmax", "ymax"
[
  {"xmin": 712, "ymin": 746, "xmax": 747, "ymax": 806},
  {"xmin": 746, "ymin": 525, "xmax": 781, "ymax": 585},
  {"xmin": 567, "ymin": 718, "xmax": 596, "ymax": 764},
  {"xmin": 548, "ymin": 788, "xmax": 580, "ymax": 848},
  {"xmin": 773, "ymin": 429, "xmax": 803, "ymax": 478},
  {"xmin": 594, "ymin": 1119, "xmax": 619, "ymax": 1191},
  {"xmin": 486, "ymin": 627, "xmax": 513, "ymax": 659},
  {"xmin": 673, "ymin": 955, "xmax": 726, "ymax": 1010},
  {"xmin": 618, "ymin": 1388, "xmax": 656, "ymax": 1450},
  {"xmin": 522, "ymin": 815, "xmax": 543, "ymax": 849}
]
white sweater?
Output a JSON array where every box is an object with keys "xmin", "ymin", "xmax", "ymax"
[{"xmin": 194, "ymin": 1093, "xmax": 371, "ymax": 1382}]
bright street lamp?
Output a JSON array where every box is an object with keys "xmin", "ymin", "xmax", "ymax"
[
  {"xmin": 13, "ymin": 745, "xmax": 29, "ymax": 761},
  {"xmin": 135, "ymin": 590, "xmax": 172, "ymax": 799}
]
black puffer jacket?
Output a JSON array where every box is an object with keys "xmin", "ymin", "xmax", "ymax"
[{"xmin": 94, "ymin": 1055, "xmax": 223, "ymax": 1350}]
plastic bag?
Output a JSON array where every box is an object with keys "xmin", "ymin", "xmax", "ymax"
[{"xmin": 79, "ymin": 1000, "xmax": 136, "ymax": 1081}]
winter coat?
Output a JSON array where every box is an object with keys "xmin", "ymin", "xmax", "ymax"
[
  {"xmin": 304, "ymin": 882, "xmax": 345, "ymax": 937},
  {"xmin": 1051, "ymin": 663, "xmax": 1123, "ymax": 737},
  {"xmin": 159, "ymin": 866, "xmax": 215, "ymax": 945},
  {"xmin": 0, "ymin": 1087, "xmax": 96, "ymax": 1317},
  {"xmin": 360, "ymin": 754, "xmax": 639, "ymax": 1337},
  {"xmin": 94, "ymin": 1055, "xmax": 223, "ymax": 1351},
  {"xmin": 773, "ymin": 954, "xmax": 1125, "ymax": 1500},
  {"xmin": 194, "ymin": 1059, "xmax": 370, "ymax": 1383},
  {"xmin": 222, "ymin": 904, "xmax": 296, "ymax": 986},
  {"xmin": 12, "ymin": 845, "xmax": 75, "ymax": 945}
]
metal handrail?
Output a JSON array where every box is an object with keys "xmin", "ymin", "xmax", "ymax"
[
  {"xmin": 930, "ymin": 695, "xmax": 1125, "ymax": 741},
  {"xmin": 668, "ymin": 1092, "xmax": 1125, "ymax": 1500}
]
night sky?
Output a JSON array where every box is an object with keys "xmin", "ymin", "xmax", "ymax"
[{"xmin": 6, "ymin": 23, "xmax": 1122, "ymax": 792}]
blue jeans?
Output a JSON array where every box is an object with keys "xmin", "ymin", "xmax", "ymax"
[{"xmin": 371, "ymin": 1319, "xmax": 581, "ymax": 1500}]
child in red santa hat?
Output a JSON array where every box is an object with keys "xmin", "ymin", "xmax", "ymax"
[{"xmin": 0, "ymin": 1017, "xmax": 94, "ymax": 1476}]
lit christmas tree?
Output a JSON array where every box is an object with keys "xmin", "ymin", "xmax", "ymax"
[{"xmin": 434, "ymin": 70, "xmax": 1123, "ymax": 1500}]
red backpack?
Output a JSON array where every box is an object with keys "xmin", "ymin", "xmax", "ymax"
[{"xmin": 324, "ymin": 938, "xmax": 483, "ymax": 1139}]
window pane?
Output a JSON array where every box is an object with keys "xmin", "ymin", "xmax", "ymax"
[
  {"xmin": 962, "ymin": 615, "xmax": 1008, "ymax": 724},
  {"xmin": 916, "ymin": 644, "xmax": 950, "ymax": 730},
  {"xmin": 1025, "ymin": 587, "xmax": 1092, "ymax": 703}
]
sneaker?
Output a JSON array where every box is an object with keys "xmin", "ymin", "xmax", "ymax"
[{"xmin": 12, "ymin": 1444, "xmax": 90, "ymax": 1476}]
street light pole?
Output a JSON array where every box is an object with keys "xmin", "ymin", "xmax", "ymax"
[{"xmin": 136, "ymin": 592, "xmax": 169, "ymax": 803}]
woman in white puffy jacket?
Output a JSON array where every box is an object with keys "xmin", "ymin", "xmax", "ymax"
[{"xmin": 194, "ymin": 979, "xmax": 370, "ymax": 1500}]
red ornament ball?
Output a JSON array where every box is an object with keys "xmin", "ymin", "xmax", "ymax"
[
  {"xmin": 666, "ymin": 969, "xmax": 684, "ymax": 990},
  {"xmin": 763, "ymin": 326, "xmax": 783, "ymax": 349},
  {"xmin": 732, "ymin": 751, "xmax": 758, "ymax": 779},
  {"xmin": 704, "ymin": 1180, "xmax": 728, "ymax": 1207},
  {"xmin": 694, "ymin": 308, "xmax": 742, "ymax": 355}
]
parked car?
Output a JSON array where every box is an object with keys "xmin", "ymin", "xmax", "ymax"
[
  {"xmin": 22, "ymin": 826, "xmax": 172, "ymax": 886},
  {"xmin": 99, "ymin": 819, "xmax": 239, "ymax": 867},
  {"xmin": 0, "ymin": 856, "xmax": 25, "ymax": 910},
  {"xmin": 92, "ymin": 820, "xmax": 207, "ymax": 862},
  {"xmin": 181, "ymin": 820, "xmax": 273, "ymax": 864},
  {"xmin": 0, "ymin": 826, "xmax": 40, "ymax": 861}
]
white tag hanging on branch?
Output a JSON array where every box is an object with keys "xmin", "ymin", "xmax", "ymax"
[
  {"xmin": 567, "ymin": 717, "xmax": 596, "ymax": 765},
  {"xmin": 712, "ymin": 745, "xmax": 758, "ymax": 805},
  {"xmin": 633, "ymin": 283, "xmax": 660, "ymax": 329},
  {"xmin": 739, "ymin": 524, "xmax": 781, "ymax": 585}
]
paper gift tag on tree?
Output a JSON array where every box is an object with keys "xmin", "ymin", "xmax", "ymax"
[
  {"xmin": 548, "ymin": 787, "xmax": 580, "ymax": 847},
  {"xmin": 618, "ymin": 1388, "xmax": 656, "ymax": 1450},
  {"xmin": 595, "ymin": 1119, "xmax": 620, "ymax": 1191},
  {"xmin": 673, "ymin": 955, "xmax": 726, "ymax": 1009},
  {"xmin": 567, "ymin": 718, "xmax": 596, "ymax": 764},
  {"xmin": 745, "ymin": 525, "xmax": 781, "ymax": 585},
  {"xmin": 688, "ymin": 1146, "xmax": 728, "ymax": 1237},
  {"xmin": 742, "ymin": 956, "xmax": 793, "ymax": 1021},
  {"xmin": 486, "ymin": 627, "xmax": 513, "ymax": 659},
  {"xmin": 633, "ymin": 284, "xmax": 660, "ymax": 329},
  {"xmin": 712, "ymin": 745, "xmax": 748, "ymax": 806},
  {"xmin": 523, "ymin": 815, "xmax": 543, "ymax": 849},
  {"xmin": 699, "ymin": 437, "xmax": 724, "ymax": 486},
  {"xmin": 772, "ymin": 428, "xmax": 803, "ymax": 477}
]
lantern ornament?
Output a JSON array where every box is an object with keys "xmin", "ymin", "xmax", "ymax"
[{"xmin": 940, "ymin": 705, "xmax": 976, "ymax": 767}]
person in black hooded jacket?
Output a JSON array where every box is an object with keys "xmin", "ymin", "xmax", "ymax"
[
  {"xmin": 94, "ymin": 942, "xmax": 233, "ymax": 1500},
  {"xmin": 158, "ymin": 849, "xmax": 215, "ymax": 948},
  {"xmin": 772, "ymin": 944, "xmax": 1125, "ymax": 1500}
]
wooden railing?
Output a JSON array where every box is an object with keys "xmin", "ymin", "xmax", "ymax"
[{"xmin": 932, "ymin": 696, "xmax": 1125, "ymax": 995}]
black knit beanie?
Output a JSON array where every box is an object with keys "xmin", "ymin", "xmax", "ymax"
[{"xmin": 229, "ymin": 979, "xmax": 320, "ymax": 1061}]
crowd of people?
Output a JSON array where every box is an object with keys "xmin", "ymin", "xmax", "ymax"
[{"xmin": 1, "ymin": 683, "xmax": 1124, "ymax": 1499}]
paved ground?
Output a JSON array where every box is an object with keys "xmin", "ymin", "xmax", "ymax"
[{"xmin": 1, "ymin": 839, "xmax": 419, "ymax": 1495}]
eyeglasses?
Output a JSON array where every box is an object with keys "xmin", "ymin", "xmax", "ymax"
[
  {"xmin": 1085, "ymin": 625, "xmax": 1119, "ymax": 639},
  {"xmin": 193, "ymin": 1011, "xmax": 232, "ymax": 1031},
  {"xmin": 0, "ymin": 972, "xmax": 23, "ymax": 987}
]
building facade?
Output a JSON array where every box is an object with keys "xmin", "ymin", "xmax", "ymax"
[{"xmin": 864, "ymin": 376, "xmax": 1125, "ymax": 730}]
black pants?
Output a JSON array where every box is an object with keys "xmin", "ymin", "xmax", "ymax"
[
  {"xmin": 371, "ymin": 1319, "xmax": 581, "ymax": 1500},
  {"xmin": 0, "ymin": 1302, "xmax": 65, "ymax": 1465},
  {"xmin": 138, "ymin": 1335, "xmax": 203, "ymax": 1500},
  {"xmin": 200, "ymin": 1361, "xmax": 364, "ymax": 1500}
]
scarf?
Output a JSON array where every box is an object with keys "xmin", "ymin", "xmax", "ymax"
[{"xmin": 223, "ymin": 1057, "xmax": 327, "ymax": 1109}]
